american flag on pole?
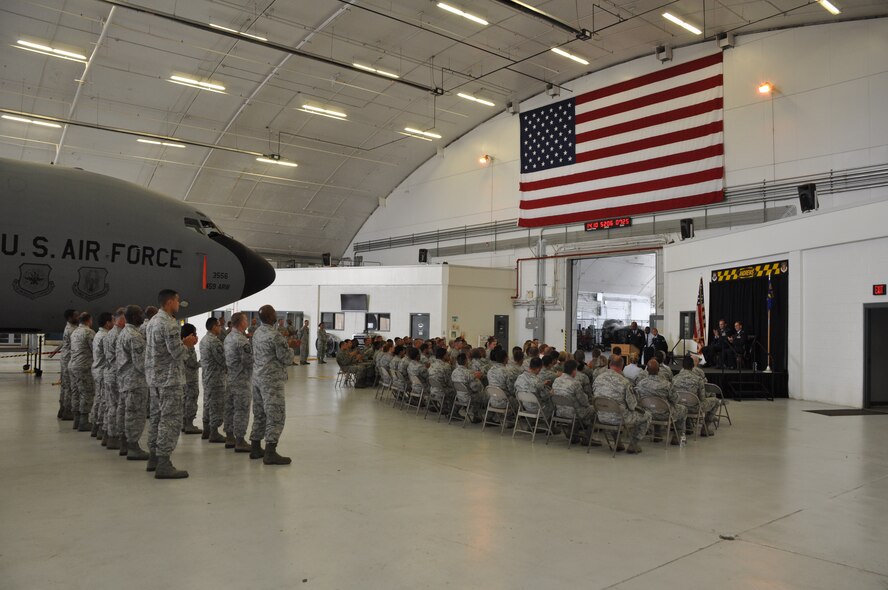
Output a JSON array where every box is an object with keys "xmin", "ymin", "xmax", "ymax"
[
  {"xmin": 694, "ymin": 277, "xmax": 706, "ymax": 341},
  {"xmin": 518, "ymin": 52, "xmax": 725, "ymax": 227}
]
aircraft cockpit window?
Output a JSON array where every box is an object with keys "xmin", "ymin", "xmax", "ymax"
[
  {"xmin": 184, "ymin": 218, "xmax": 204, "ymax": 235},
  {"xmin": 200, "ymin": 219, "xmax": 222, "ymax": 236}
]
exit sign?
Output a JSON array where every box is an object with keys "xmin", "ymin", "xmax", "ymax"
[
  {"xmin": 585, "ymin": 216, "xmax": 632, "ymax": 231},
  {"xmin": 874, "ymin": 284, "xmax": 887, "ymax": 296}
]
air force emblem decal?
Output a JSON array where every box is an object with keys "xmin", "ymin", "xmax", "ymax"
[
  {"xmin": 72, "ymin": 266, "xmax": 110, "ymax": 301},
  {"xmin": 13, "ymin": 263, "xmax": 55, "ymax": 299}
]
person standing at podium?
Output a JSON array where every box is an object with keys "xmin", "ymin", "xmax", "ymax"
[{"xmin": 627, "ymin": 322, "xmax": 645, "ymax": 367}]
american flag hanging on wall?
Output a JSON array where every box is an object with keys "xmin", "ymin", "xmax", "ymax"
[{"xmin": 518, "ymin": 52, "xmax": 725, "ymax": 227}]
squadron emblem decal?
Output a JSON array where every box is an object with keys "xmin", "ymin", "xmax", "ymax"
[
  {"xmin": 13, "ymin": 263, "xmax": 55, "ymax": 299},
  {"xmin": 72, "ymin": 266, "xmax": 110, "ymax": 301}
]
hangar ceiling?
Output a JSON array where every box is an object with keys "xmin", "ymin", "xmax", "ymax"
[{"xmin": 1, "ymin": 0, "xmax": 885, "ymax": 260}]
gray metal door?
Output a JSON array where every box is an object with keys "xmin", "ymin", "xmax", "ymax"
[
  {"xmin": 410, "ymin": 313, "xmax": 430, "ymax": 340},
  {"xmin": 864, "ymin": 304, "xmax": 888, "ymax": 407},
  {"xmin": 494, "ymin": 315, "xmax": 509, "ymax": 349}
]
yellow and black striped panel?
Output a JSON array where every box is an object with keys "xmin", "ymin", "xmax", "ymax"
[{"xmin": 711, "ymin": 260, "xmax": 788, "ymax": 282}]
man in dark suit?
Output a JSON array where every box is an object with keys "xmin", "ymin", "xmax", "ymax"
[
  {"xmin": 643, "ymin": 327, "xmax": 667, "ymax": 365},
  {"xmin": 710, "ymin": 319, "xmax": 734, "ymax": 368},
  {"xmin": 732, "ymin": 321, "xmax": 748, "ymax": 368},
  {"xmin": 628, "ymin": 322, "xmax": 646, "ymax": 367}
]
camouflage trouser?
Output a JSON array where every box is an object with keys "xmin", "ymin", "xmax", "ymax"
[
  {"xmin": 115, "ymin": 379, "xmax": 126, "ymax": 438},
  {"xmin": 249, "ymin": 380, "xmax": 286, "ymax": 444},
  {"xmin": 90, "ymin": 370, "xmax": 104, "ymax": 425},
  {"xmin": 123, "ymin": 387, "xmax": 148, "ymax": 443},
  {"xmin": 300, "ymin": 340, "xmax": 309, "ymax": 362},
  {"xmin": 69, "ymin": 367, "xmax": 95, "ymax": 414},
  {"xmin": 105, "ymin": 377, "xmax": 122, "ymax": 438},
  {"xmin": 148, "ymin": 385, "xmax": 183, "ymax": 456},
  {"xmin": 182, "ymin": 381, "xmax": 200, "ymax": 423},
  {"xmin": 202, "ymin": 384, "xmax": 225, "ymax": 429},
  {"xmin": 701, "ymin": 397, "xmax": 720, "ymax": 423},
  {"xmin": 624, "ymin": 410, "xmax": 652, "ymax": 443},
  {"xmin": 229, "ymin": 377, "xmax": 251, "ymax": 438},
  {"xmin": 60, "ymin": 361, "xmax": 72, "ymax": 410},
  {"xmin": 648, "ymin": 403, "xmax": 688, "ymax": 435},
  {"xmin": 456, "ymin": 388, "xmax": 489, "ymax": 417}
]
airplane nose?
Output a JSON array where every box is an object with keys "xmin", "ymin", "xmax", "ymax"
[{"xmin": 208, "ymin": 234, "xmax": 276, "ymax": 298}]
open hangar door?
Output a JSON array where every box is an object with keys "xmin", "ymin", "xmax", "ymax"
[{"xmin": 567, "ymin": 252, "xmax": 659, "ymax": 353}]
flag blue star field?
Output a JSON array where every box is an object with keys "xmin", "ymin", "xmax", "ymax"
[{"xmin": 518, "ymin": 52, "xmax": 725, "ymax": 227}]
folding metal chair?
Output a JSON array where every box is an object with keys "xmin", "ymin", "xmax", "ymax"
[
  {"xmin": 481, "ymin": 386, "xmax": 514, "ymax": 434},
  {"xmin": 335, "ymin": 368, "xmax": 355, "ymax": 388},
  {"xmin": 512, "ymin": 390, "xmax": 551, "ymax": 443},
  {"xmin": 588, "ymin": 397, "xmax": 625, "ymax": 457},
  {"xmin": 706, "ymin": 383, "xmax": 732, "ymax": 428},
  {"xmin": 390, "ymin": 369, "xmax": 408, "ymax": 409},
  {"xmin": 547, "ymin": 394, "xmax": 579, "ymax": 449},
  {"xmin": 424, "ymin": 385, "xmax": 449, "ymax": 422},
  {"xmin": 677, "ymin": 391, "xmax": 705, "ymax": 441},
  {"xmin": 448, "ymin": 382, "xmax": 472, "ymax": 427},
  {"xmin": 375, "ymin": 366, "xmax": 392, "ymax": 401},
  {"xmin": 637, "ymin": 396, "xmax": 679, "ymax": 448},
  {"xmin": 408, "ymin": 375, "xmax": 427, "ymax": 415}
]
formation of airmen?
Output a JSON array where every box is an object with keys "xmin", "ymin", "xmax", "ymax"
[
  {"xmin": 55, "ymin": 290, "xmax": 300, "ymax": 479},
  {"xmin": 339, "ymin": 335, "xmax": 722, "ymax": 454}
]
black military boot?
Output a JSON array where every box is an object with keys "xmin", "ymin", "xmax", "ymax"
[
  {"xmin": 208, "ymin": 428, "xmax": 226, "ymax": 443},
  {"xmin": 73, "ymin": 412, "xmax": 81, "ymax": 430},
  {"xmin": 105, "ymin": 435, "xmax": 121, "ymax": 450},
  {"xmin": 262, "ymin": 443, "xmax": 291, "ymax": 465},
  {"xmin": 249, "ymin": 440, "xmax": 265, "ymax": 460},
  {"xmin": 90, "ymin": 423, "xmax": 99, "ymax": 437},
  {"xmin": 146, "ymin": 451, "xmax": 158, "ymax": 472},
  {"xmin": 100, "ymin": 430, "xmax": 108, "ymax": 446},
  {"xmin": 61, "ymin": 408, "xmax": 74, "ymax": 421},
  {"xmin": 234, "ymin": 437, "xmax": 252, "ymax": 453},
  {"xmin": 154, "ymin": 456, "xmax": 188, "ymax": 479},
  {"xmin": 224, "ymin": 434, "xmax": 236, "ymax": 449},
  {"xmin": 57, "ymin": 402, "xmax": 64, "ymax": 420},
  {"xmin": 182, "ymin": 419, "xmax": 202, "ymax": 435},
  {"xmin": 119, "ymin": 435, "xmax": 128, "ymax": 456},
  {"xmin": 201, "ymin": 423, "xmax": 210, "ymax": 440},
  {"xmin": 78, "ymin": 416, "xmax": 92, "ymax": 432},
  {"xmin": 626, "ymin": 441, "xmax": 643, "ymax": 454},
  {"xmin": 126, "ymin": 441, "xmax": 149, "ymax": 461}
]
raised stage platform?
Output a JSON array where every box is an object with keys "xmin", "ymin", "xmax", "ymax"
[{"xmin": 670, "ymin": 365, "xmax": 788, "ymax": 399}]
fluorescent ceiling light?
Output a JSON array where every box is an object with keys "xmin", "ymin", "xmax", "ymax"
[
  {"xmin": 15, "ymin": 39, "xmax": 86, "ymax": 62},
  {"xmin": 1, "ymin": 114, "xmax": 62, "ymax": 128},
  {"xmin": 209, "ymin": 23, "xmax": 267, "ymax": 41},
  {"xmin": 437, "ymin": 2, "xmax": 489, "ymax": 26},
  {"xmin": 352, "ymin": 63, "xmax": 400, "ymax": 79},
  {"xmin": 137, "ymin": 138, "xmax": 186, "ymax": 148},
  {"xmin": 457, "ymin": 92, "xmax": 495, "ymax": 107},
  {"xmin": 817, "ymin": 0, "xmax": 841, "ymax": 15},
  {"xmin": 168, "ymin": 75, "xmax": 226, "ymax": 93},
  {"xmin": 550, "ymin": 47, "xmax": 589, "ymax": 66},
  {"xmin": 301, "ymin": 105, "xmax": 347, "ymax": 119},
  {"xmin": 662, "ymin": 13, "xmax": 703, "ymax": 35},
  {"xmin": 256, "ymin": 157, "xmax": 298, "ymax": 167},
  {"xmin": 398, "ymin": 132, "xmax": 433, "ymax": 142},
  {"xmin": 404, "ymin": 127, "xmax": 442, "ymax": 139}
]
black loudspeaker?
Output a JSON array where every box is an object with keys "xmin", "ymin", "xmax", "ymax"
[
  {"xmin": 354, "ymin": 256, "xmax": 363, "ymax": 267},
  {"xmin": 798, "ymin": 183, "xmax": 818, "ymax": 212},
  {"xmin": 680, "ymin": 218, "xmax": 694, "ymax": 240},
  {"xmin": 322, "ymin": 252, "xmax": 331, "ymax": 266},
  {"xmin": 418, "ymin": 248, "xmax": 428, "ymax": 263}
]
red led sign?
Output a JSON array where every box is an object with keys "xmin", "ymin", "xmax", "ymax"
[
  {"xmin": 874, "ymin": 284, "xmax": 887, "ymax": 296},
  {"xmin": 585, "ymin": 217, "xmax": 632, "ymax": 232}
]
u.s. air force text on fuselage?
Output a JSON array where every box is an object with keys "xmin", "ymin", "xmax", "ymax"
[{"xmin": 2, "ymin": 234, "xmax": 183, "ymax": 268}]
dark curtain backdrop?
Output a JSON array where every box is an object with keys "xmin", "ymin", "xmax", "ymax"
[{"xmin": 709, "ymin": 273, "xmax": 788, "ymax": 371}]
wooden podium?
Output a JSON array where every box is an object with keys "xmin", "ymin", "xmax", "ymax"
[{"xmin": 610, "ymin": 344, "xmax": 640, "ymax": 364}]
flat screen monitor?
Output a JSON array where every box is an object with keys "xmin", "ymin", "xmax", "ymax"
[{"xmin": 341, "ymin": 294, "xmax": 369, "ymax": 311}]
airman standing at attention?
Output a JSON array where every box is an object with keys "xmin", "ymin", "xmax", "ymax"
[
  {"xmin": 103, "ymin": 308, "xmax": 126, "ymax": 451},
  {"xmin": 69, "ymin": 313, "xmax": 96, "ymax": 432},
  {"xmin": 58, "ymin": 309, "xmax": 79, "ymax": 421},
  {"xmin": 317, "ymin": 322, "xmax": 328, "ymax": 364},
  {"xmin": 250, "ymin": 305, "xmax": 299, "ymax": 465},
  {"xmin": 224, "ymin": 312, "xmax": 253, "ymax": 452},
  {"xmin": 180, "ymin": 323, "xmax": 202, "ymax": 435},
  {"xmin": 116, "ymin": 305, "xmax": 150, "ymax": 461},
  {"xmin": 297, "ymin": 319, "xmax": 311, "ymax": 365},
  {"xmin": 89, "ymin": 312, "xmax": 113, "ymax": 438},
  {"xmin": 200, "ymin": 317, "xmax": 227, "ymax": 443},
  {"xmin": 145, "ymin": 289, "xmax": 196, "ymax": 479}
]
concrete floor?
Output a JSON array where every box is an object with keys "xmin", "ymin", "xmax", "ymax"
[{"xmin": 1, "ymin": 358, "xmax": 887, "ymax": 590}]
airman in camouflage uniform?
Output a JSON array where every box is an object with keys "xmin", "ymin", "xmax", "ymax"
[
  {"xmin": 673, "ymin": 355, "xmax": 719, "ymax": 436},
  {"xmin": 103, "ymin": 309, "xmax": 126, "ymax": 450},
  {"xmin": 224, "ymin": 312, "xmax": 253, "ymax": 451},
  {"xmin": 116, "ymin": 305, "xmax": 150, "ymax": 460},
  {"xmin": 486, "ymin": 349, "xmax": 518, "ymax": 417},
  {"xmin": 592, "ymin": 356, "xmax": 651, "ymax": 454},
  {"xmin": 250, "ymin": 305, "xmax": 298, "ymax": 465},
  {"xmin": 181, "ymin": 323, "xmax": 202, "ymax": 435},
  {"xmin": 69, "ymin": 314, "xmax": 96, "ymax": 432},
  {"xmin": 635, "ymin": 359, "xmax": 687, "ymax": 443},
  {"xmin": 199, "ymin": 317, "xmax": 227, "ymax": 443},
  {"xmin": 145, "ymin": 290, "xmax": 196, "ymax": 479},
  {"xmin": 470, "ymin": 348, "xmax": 492, "ymax": 377},
  {"xmin": 506, "ymin": 350, "xmax": 525, "ymax": 391},
  {"xmin": 89, "ymin": 313, "xmax": 112, "ymax": 437},
  {"xmin": 406, "ymin": 347, "xmax": 429, "ymax": 394},
  {"xmin": 58, "ymin": 310, "xmax": 79, "ymax": 420},
  {"xmin": 296, "ymin": 320, "xmax": 311, "ymax": 365},
  {"xmin": 428, "ymin": 348, "xmax": 455, "ymax": 409},
  {"xmin": 514, "ymin": 358, "xmax": 555, "ymax": 421},
  {"xmin": 316, "ymin": 322, "xmax": 328, "ymax": 364},
  {"xmin": 552, "ymin": 360, "xmax": 594, "ymax": 433},
  {"xmin": 336, "ymin": 340, "xmax": 374, "ymax": 388},
  {"xmin": 451, "ymin": 353, "xmax": 486, "ymax": 421}
]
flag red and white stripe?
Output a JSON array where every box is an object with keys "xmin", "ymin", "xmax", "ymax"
[
  {"xmin": 518, "ymin": 52, "xmax": 725, "ymax": 227},
  {"xmin": 694, "ymin": 276, "xmax": 706, "ymax": 341}
]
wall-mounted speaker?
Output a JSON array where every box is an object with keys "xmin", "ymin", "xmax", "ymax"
[
  {"xmin": 798, "ymin": 183, "xmax": 818, "ymax": 212},
  {"xmin": 322, "ymin": 252, "xmax": 331, "ymax": 267},
  {"xmin": 680, "ymin": 218, "xmax": 694, "ymax": 240},
  {"xmin": 418, "ymin": 248, "xmax": 428, "ymax": 263}
]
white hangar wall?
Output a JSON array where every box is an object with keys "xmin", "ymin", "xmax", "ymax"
[{"xmin": 339, "ymin": 18, "xmax": 888, "ymax": 385}]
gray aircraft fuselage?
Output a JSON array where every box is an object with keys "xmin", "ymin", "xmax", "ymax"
[{"xmin": 0, "ymin": 158, "xmax": 275, "ymax": 332}]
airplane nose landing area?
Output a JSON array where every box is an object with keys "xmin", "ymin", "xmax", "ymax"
[{"xmin": 209, "ymin": 234, "xmax": 276, "ymax": 298}]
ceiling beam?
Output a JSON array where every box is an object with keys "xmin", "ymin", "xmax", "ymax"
[
  {"xmin": 94, "ymin": 0, "xmax": 444, "ymax": 95},
  {"xmin": 490, "ymin": 0, "xmax": 592, "ymax": 40}
]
